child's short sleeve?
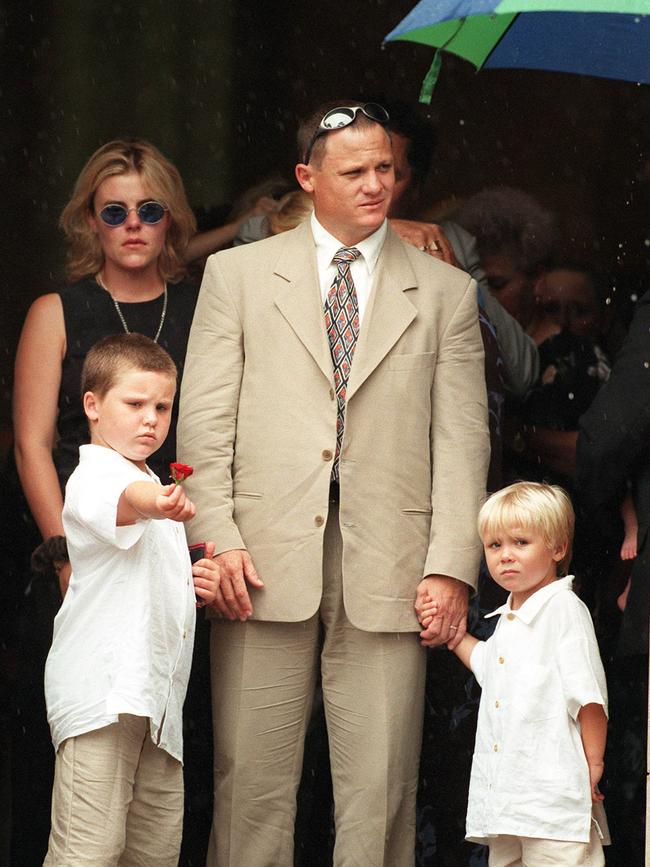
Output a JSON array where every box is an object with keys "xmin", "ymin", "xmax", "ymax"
[
  {"xmin": 63, "ymin": 457, "xmax": 152, "ymax": 551},
  {"xmin": 555, "ymin": 597, "xmax": 608, "ymax": 721}
]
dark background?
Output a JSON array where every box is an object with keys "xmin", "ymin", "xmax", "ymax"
[
  {"xmin": 3, "ymin": 0, "xmax": 650, "ymax": 433},
  {"xmin": 1, "ymin": 3, "xmax": 649, "ymax": 864}
]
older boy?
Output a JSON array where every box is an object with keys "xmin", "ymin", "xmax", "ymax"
[
  {"xmin": 420, "ymin": 482, "xmax": 608, "ymax": 866},
  {"xmin": 44, "ymin": 333, "xmax": 218, "ymax": 867}
]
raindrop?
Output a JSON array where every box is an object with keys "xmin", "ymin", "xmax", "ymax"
[
  {"xmin": 568, "ymin": 392, "xmax": 574, "ymax": 401},
  {"xmin": 631, "ymin": 293, "xmax": 638, "ymax": 302}
]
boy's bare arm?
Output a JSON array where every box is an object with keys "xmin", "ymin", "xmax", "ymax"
[
  {"xmin": 450, "ymin": 633, "xmax": 480, "ymax": 670},
  {"xmin": 578, "ymin": 702, "xmax": 607, "ymax": 802},
  {"xmin": 117, "ymin": 481, "xmax": 196, "ymax": 526}
]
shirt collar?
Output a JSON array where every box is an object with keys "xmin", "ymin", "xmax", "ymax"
[
  {"xmin": 310, "ymin": 212, "xmax": 387, "ymax": 274},
  {"xmin": 485, "ymin": 575, "xmax": 575, "ymax": 624}
]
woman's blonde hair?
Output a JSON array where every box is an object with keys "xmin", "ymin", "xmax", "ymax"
[
  {"xmin": 478, "ymin": 481, "xmax": 575, "ymax": 575},
  {"xmin": 60, "ymin": 139, "xmax": 196, "ymax": 283}
]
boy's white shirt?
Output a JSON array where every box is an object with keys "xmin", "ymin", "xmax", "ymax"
[
  {"xmin": 45, "ymin": 444, "xmax": 196, "ymax": 763},
  {"xmin": 467, "ymin": 575, "xmax": 608, "ymax": 845}
]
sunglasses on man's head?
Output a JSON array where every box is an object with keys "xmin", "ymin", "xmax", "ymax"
[
  {"xmin": 303, "ymin": 102, "xmax": 390, "ymax": 164},
  {"xmin": 98, "ymin": 201, "xmax": 168, "ymax": 226}
]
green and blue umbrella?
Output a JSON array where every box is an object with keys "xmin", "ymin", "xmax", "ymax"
[{"xmin": 385, "ymin": 1, "xmax": 650, "ymax": 102}]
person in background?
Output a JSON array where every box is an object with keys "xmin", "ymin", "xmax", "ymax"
[
  {"xmin": 385, "ymin": 103, "xmax": 540, "ymax": 399},
  {"xmin": 577, "ymin": 290, "xmax": 650, "ymax": 867}
]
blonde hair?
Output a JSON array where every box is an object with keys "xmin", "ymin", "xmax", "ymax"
[
  {"xmin": 60, "ymin": 139, "xmax": 196, "ymax": 283},
  {"xmin": 478, "ymin": 482, "xmax": 574, "ymax": 575},
  {"xmin": 81, "ymin": 333, "xmax": 177, "ymax": 400},
  {"xmin": 268, "ymin": 190, "xmax": 313, "ymax": 235}
]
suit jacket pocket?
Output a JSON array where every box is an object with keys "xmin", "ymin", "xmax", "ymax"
[
  {"xmin": 387, "ymin": 351, "xmax": 436, "ymax": 371},
  {"xmin": 401, "ymin": 508, "xmax": 433, "ymax": 515},
  {"xmin": 233, "ymin": 491, "xmax": 263, "ymax": 499}
]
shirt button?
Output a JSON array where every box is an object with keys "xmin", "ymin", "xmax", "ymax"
[
  {"xmin": 506, "ymin": 613, "xmax": 515, "ymax": 621},
  {"xmin": 498, "ymin": 656, "xmax": 505, "ymax": 664},
  {"xmin": 493, "ymin": 744, "xmax": 499, "ymax": 752},
  {"xmin": 329, "ymin": 388, "xmax": 336, "ymax": 401},
  {"xmin": 322, "ymin": 449, "xmax": 333, "ymax": 461},
  {"xmin": 183, "ymin": 631, "xmax": 187, "ymax": 639},
  {"xmin": 314, "ymin": 515, "xmax": 325, "ymax": 527},
  {"xmin": 495, "ymin": 700, "xmax": 500, "ymax": 709}
]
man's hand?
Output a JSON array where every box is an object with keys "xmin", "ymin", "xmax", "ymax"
[
  {"xmin": 388, "ymin": 219, "xmax": 458, "ymax": 266},
  {"xmin": 210, "ymin": 548, "xmax": 264, "ymax": 621},
  {"xmin": 415, "ymin": 575, "xmax": 469, "ymax": 650}
]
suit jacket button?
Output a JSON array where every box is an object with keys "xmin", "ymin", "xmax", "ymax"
[
  {"xmin": 314, "ymin": 515, "xmax": 325, "ymax": 527},
  {"xmin": 322, "ymin": 449, "xmax": 333, "ymax": 461}
]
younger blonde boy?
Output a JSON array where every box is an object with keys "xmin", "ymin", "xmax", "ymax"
[
  {"xmin": 44, "ymin": 333, "xmax": 219, "ymax": 867},
  {"xmin": 420, "ymin": 481, "xmax": 608, "ymax": 866}
]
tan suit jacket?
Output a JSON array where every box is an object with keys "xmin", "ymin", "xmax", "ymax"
[{"xmin": 178, "ymin": 219, "xmax": 490, "ymax": 631}]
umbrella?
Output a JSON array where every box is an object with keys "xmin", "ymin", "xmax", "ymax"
[{"xmin": 385, "ymin": 1, "xmax": 650, "ymax": 103}]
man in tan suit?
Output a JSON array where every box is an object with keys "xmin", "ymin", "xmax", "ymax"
[{"xmin": 178, "ymin": 101, "xmax": 490, "ymax": 867}]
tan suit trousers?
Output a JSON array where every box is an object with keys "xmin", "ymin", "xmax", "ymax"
[{"xmin": 207, "ymin": 502, "xmax": 426, "ymax": 867}]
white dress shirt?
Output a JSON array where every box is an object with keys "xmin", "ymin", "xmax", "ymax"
[
  {"xmin": 310, "ymin": 212, "xmax": 387, "ymax": 326},
  {"xmin": 45, "ymin": 445, "xmax": 196, "ymax": 762},
  {"xmin": 467, "ymin": 576, "xmax": 608, "ymax": 844}
]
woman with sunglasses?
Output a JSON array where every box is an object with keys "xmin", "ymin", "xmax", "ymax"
[{"xmin": 14, "ymin": 139, "xmax": 197, "ymax": 597}]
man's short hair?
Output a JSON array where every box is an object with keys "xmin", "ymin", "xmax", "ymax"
[
  {"xmin": 384, "ymin": 100, "xmax": 438, "ymax": 189},
  {"xmin": 478, "ymin": 481, "xmax": 575, "ymax": 575},
  {"xmin": 81, "ymin": 333, "xmax": 177, "ymax": 399},
  {"xmin": 296, "ymin": 99, "xmax": 385, "ymax": 167}
]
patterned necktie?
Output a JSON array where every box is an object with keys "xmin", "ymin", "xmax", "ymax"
[{"xmin": 324, "ymin": 247, "xmax": 362, "ymax": 482}]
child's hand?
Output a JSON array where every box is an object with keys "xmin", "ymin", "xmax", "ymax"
[
  {"xmin": 417, "ymin": 594, "xmax": 439, "ymax": 629},
  {"xmin": 156, "ymin": 483, "xmax": 196, "ymax": 522},
  {"xmin": 192, "ymin": 540, "xmax": 219, "ymax": 608},
  {"xmin": 588, "ymin": 761, "xmax": 605, "ymax": 802}
]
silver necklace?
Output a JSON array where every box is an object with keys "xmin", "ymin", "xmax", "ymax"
[{"xmin": 97, "ymin": 273, "xmax": 168, "ymax": 343}]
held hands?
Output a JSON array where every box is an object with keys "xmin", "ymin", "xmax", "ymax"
[
  {"xmin": 191, "ymin": 540, "xmax": 219, "ymax": 608},
  {"xmin": 415, "ymin": 575, "xmax": 468, "ymax": 650},
  {"xmin": 155, "ymin": 483, "xmax": 197, "ymax": 523},
  {"xmin": 210, "ymin": 548, "xmax": 264, "ymax": 621}
]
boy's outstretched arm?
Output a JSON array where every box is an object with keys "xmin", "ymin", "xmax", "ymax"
[
  {"xmin": 578, "ymin": 702, "xmax": 607, "ymax": 802},
  {"xmin": 117, "ymin": 481, "xmax": 196, "ymax": 525}
]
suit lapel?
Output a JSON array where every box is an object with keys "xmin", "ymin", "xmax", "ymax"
[
  {"xmin": 346, "ymin": 229, "xmax": 417, "ymax": 401},
  {"xmin": 272, "ymin": 221, "xmax": 333, "ymax": 384}
]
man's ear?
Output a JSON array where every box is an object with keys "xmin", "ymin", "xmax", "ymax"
[
  {"xmin": 83, "ymin": 391, "xmax": 100, "ymax": 423},
  {"xmin": 295, "ymin": 163, "xmax": 315, "ymax": 194}
]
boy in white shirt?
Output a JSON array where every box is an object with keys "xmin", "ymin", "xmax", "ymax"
[
  {"xmin": 419, "ymin": 481, "xmax": 608, "ymax": 866},
  {"xmin": 44, "ymin": 333, "xmax": 219, "ymax": 867}
]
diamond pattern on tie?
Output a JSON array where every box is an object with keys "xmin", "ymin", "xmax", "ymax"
[{"xmin": 324, "ymin": 247, "xmax": 361, "ymax": 481}]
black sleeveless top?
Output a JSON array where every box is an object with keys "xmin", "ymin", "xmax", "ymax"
[{"xmin": 54, "ymin": 277, "xmax": 199, "ymax": 488}]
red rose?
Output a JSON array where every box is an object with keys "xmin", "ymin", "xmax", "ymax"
[{"xmin": 170, "ymin": 462, "xmax": 194, "ymax": 484}]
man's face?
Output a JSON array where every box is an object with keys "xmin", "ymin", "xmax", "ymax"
[{"xmin": 296, "ymin": 123, "xmax": 394, "ymax": 246}]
